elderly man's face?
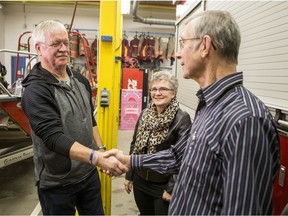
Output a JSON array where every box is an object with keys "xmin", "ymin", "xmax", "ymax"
[
  {"xmin": 175, "ymin": 21, "xmax": 203, "ymax": 80},
  {"xmin": 37, "ymin": 29, "xmax": 70, "ymax": 72}
]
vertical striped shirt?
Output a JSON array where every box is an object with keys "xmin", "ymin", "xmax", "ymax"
[{"xmin": 131, "ymin": 72, "xmax": 280, "ymax": 215}]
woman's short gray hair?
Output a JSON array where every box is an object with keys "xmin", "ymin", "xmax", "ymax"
[
  {"xmin": 150, "ymin": 70, "xmax": 179, "ymax": 92},
  {"xmin": 32, "ymin": 20, "xmax": 67, "ymax": 46}
]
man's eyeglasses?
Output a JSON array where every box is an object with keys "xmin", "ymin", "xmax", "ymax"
[
  {"xmin": 179, "ymin": 37, "xmax": 217, "ymax": 50},
  {"xmin": 149, "ymin": 87, "xmax": 174, "ymax": 94},
  {"xmin": 179, "ymin": 38, "xmax": 200, "ymax": 50},
  {"xmin": 39, "ymin": 41, "xmax": 69, "ymax": 49}
]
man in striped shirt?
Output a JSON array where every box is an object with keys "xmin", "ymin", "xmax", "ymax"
[{"xmin": 105, "ymin": 10, "xmax": 280, "ymax": 215}]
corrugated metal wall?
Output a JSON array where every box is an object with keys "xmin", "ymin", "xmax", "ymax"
[{"xmin": 175, "ymin": 1, "xmax": 288, "ymax": 118}]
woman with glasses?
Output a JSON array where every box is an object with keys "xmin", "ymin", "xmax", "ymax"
[{"xmin": 124, "ymin": 70, "xmax": 191, "ymax": 215}]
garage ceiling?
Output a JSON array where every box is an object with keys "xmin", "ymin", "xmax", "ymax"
[{"xmin": 0, "ymin": 1, "xmax": 176, "ymax": 9}]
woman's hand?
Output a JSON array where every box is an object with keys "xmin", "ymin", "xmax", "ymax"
[{"xmin": 124, "ymin": 180, "xmax": 133, "ymax": 194}]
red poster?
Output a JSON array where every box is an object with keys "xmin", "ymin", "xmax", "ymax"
[{"xmin": 122, "ymin": 68, "xmax": 143, "ymax": 90}]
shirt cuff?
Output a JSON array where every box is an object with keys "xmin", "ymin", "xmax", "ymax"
[{"xmin": 131, "ymin": 155, "xmax": 143, "ymax": 170}]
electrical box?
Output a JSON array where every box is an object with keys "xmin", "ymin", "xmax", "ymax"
[{"xmin": 100, "ymin": 88, "xmax": 110, "ymax": 107}]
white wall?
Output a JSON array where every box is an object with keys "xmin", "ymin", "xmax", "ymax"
[
  {"xmin": 1, "ymin": 3, "xmax": 176, "ymax": 84},
  {"xmin": 175, "ymin": 0, "xmax": 288, "ymax": 115}
]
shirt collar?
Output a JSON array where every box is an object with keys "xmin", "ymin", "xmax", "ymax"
[{"xmin": 196, "ymin": 72, "xmax": 243, "ymax": 108}]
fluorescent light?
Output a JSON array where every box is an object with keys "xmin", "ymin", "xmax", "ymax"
[{"xmin": 121, "ymin": 0, "xmax": 130, "ymax": 15}]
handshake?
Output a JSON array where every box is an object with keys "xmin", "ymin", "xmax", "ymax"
[{"xmin": 94, "ymin": 149, "xmax": 131, "ymax": 177}]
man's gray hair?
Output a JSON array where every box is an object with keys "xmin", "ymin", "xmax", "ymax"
[
  {"xmin": 31, "ymin": 20, "xmax": 67, "ymax": 46},
  {"xmin": 187, "ymin": 10, "xmax": 241, "ymax": 64}
]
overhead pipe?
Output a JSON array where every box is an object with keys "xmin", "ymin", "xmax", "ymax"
[
  {"xmin": 132, "ymin": 0, "xmax": 175, "ymax": 26},
  {"xmin": 68, "ymin": 1, "xmax": 78, "ymax": 33}
]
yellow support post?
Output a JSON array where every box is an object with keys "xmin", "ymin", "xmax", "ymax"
[{"xmin": 97, "ymin": 0, "xmax": 123, "ymax": 215}]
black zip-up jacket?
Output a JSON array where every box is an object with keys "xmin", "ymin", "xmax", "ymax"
[
  {"xmin": 126, "ymin": 108, "xmax": 192, "ymax": 192},
  {"xmin": 21, "ymin": 62, "xmax": 97, "ymax": 189}
]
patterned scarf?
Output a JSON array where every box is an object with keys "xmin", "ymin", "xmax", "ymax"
[{"xmin": 133, "ymin": 97, "xmax": 179, "ymax": 154}]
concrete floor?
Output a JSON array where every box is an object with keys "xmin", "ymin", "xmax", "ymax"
[
  {"xmin": 0, "ymin": 129, "xmax": 138, "ymax": 215},
  {"xmin": 111, "ymin": 130, "xmax": 139, "ymax": 216}
]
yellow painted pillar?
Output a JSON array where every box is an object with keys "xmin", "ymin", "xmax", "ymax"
[{"xmin": 97, "ymin": 0, "xmax": 122, "ymax": 215}]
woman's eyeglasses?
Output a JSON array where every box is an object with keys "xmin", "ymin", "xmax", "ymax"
[{"xmin": 149, "ymin": 87, "xmax": 174, "ymax": 94}]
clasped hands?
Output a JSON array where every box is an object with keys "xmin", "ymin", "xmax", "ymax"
[{"xmin": 96, "ymin": 149, "xmax": 130, "ymax": 177}]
